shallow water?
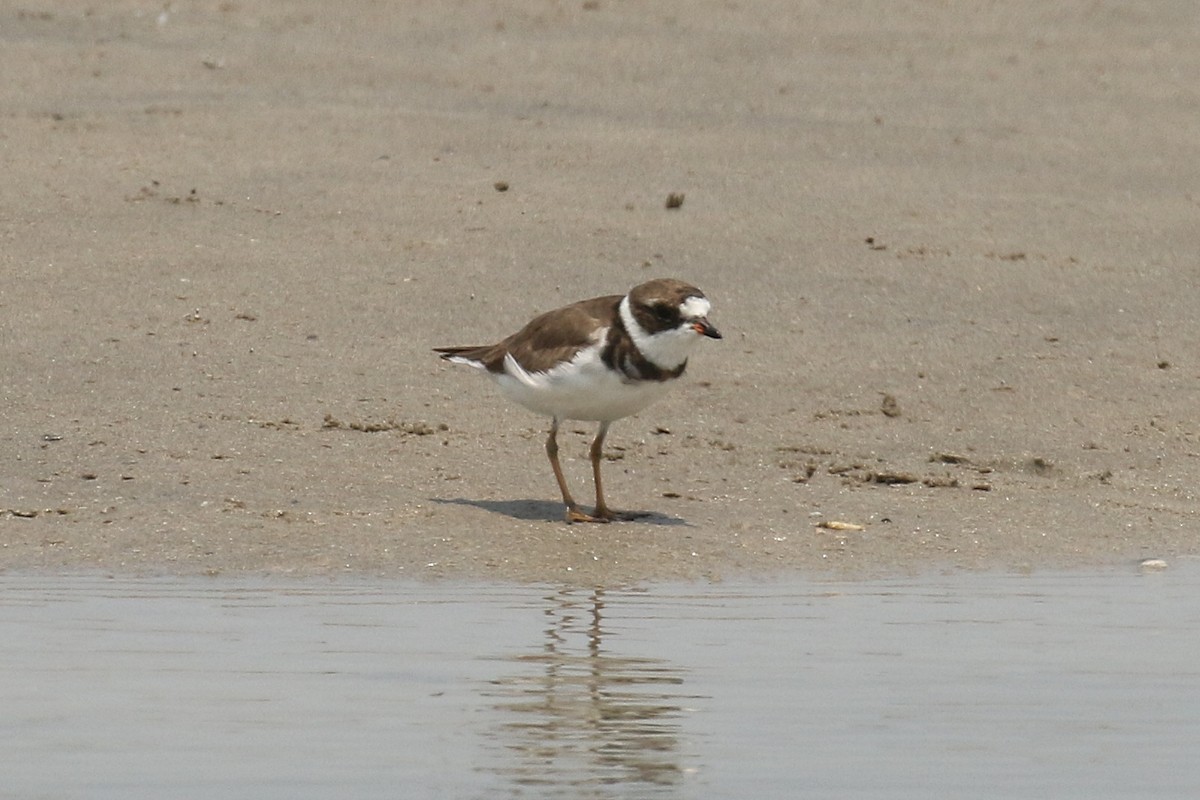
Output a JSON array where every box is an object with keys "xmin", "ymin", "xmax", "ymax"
[{"xmin": 2, "ymin": 564, "xmax": 1198, "ymax": 799}]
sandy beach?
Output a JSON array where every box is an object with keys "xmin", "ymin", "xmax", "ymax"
[{"xmin": 3, "ymin": 1, "xmax": 1199, "ymax": 582}]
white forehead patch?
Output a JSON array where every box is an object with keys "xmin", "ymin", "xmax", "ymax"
[{"xmin": 680, "ymin": 296, "xmax": 711, "ymax": 319}]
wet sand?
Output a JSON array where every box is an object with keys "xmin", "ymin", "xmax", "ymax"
[{"xmin": 3, "ymin": 1, "xmax": 1199, "ymax": 582}]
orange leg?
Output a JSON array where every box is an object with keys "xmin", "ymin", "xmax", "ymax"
[
  {"xmin": 589, "ymin": 422, "xmax": 650, "ymax": 521},
  {"xmin": 546, "ymin": 418, "xmax": 606, "ymax": 524},
  {"xmin": 589, "ymin": 422, "xmax": 617, "ymax": 521}
]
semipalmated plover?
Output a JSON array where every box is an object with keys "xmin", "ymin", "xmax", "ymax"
[{"xmin": 435, "ymin": 278, "xmax": 721, "ymax": 523}]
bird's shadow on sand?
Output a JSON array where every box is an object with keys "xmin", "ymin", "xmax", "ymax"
[{"xmin": 431, "ymin": 497, "xmax": 688, "ymax": 526}]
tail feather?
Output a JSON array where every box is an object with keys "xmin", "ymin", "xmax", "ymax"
[{"xmin": 433, "ymin": 345, "xmax": 492, "ymax": 369}]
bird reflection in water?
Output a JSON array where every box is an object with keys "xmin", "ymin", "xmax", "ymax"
[{"xmin": 483, "ymin": 587, "xmax": 700, "ymax": 794}]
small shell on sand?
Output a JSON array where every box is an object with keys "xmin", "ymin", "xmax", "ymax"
[
  {"xmin": 817, "ymin": 521, "xmax": 865, "ymax": 532},
  {"xmin": 1138, "ymin": 558, "xmax": 1168, "ymax": 571}
]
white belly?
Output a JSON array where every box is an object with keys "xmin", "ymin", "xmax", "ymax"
[{"xmin": 492, "ymin": 346, "xmax": 673, "ymax": 422}]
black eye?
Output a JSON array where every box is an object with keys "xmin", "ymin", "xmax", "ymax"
[{"xmin": 652, "ymin": 305, "xmax": 674, "ymax": 321}]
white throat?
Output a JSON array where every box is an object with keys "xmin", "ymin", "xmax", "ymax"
[{"xmin": 619, "ymin": 294, "xmax": 703, "ymax": 371}]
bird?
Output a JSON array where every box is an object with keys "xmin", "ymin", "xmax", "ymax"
[{"xmin": 434, "ymin": 278, "xmax": 721, "ymax": 523}]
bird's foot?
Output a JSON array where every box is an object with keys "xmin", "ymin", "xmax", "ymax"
[
  {"xmin": 564, "ymin": 505, "xmax": 652, "ymax": 524},
  {"xmin": 565, "ymin": 506, "xmax": 609, "ymax": 524}
]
